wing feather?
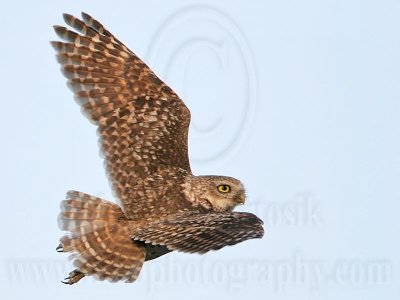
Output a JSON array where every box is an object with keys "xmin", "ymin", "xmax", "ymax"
[
  {"xmin": 132, "ymin": 212, "xmax": 264, "ymax": 254},
  {"xmin": 52, "ymin": 13, "xmax": 191, "ymax": 210}
]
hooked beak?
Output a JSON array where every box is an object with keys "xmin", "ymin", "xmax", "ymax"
[{"xmin": 235, "ymin": 191, "xmax": 246, "ymax": 205}]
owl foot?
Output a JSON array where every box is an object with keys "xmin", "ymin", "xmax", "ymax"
[{"xmin": 61, "ymin": 269, "xmax": 85, "ymax": 285}]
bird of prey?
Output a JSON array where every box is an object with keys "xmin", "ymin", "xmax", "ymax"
[{"xmin": 51, "ymin": 12, "xmax": 264, "ymax": 284}]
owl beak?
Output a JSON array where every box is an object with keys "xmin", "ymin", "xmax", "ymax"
[{"xmin": 235, "ymin": 192, "xmax": 246, "ymax": 205}]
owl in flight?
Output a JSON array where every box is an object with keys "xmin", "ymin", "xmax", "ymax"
[{"xmin": 52, "ymin": 12, "xmax": 264, "ymax": 284}]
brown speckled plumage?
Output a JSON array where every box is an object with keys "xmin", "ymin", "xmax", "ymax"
[{"xmin": 52, "ymin": 12, "xmax": 264, "ymax": 285}]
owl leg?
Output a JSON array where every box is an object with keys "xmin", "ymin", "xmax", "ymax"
[
  {"xmin": 61, "ymin": 269, "xmax": 85, "ymax": 285},
  {"xmin": 56, "ymin": 243, "xmax": 64, "ymax": 252}
]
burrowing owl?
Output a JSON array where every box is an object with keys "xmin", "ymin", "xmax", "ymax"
[{"xmin": 52, "ymin": 12, "xmax": 264, "ymax": 284}]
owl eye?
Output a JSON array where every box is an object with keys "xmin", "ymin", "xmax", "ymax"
[{"xmin": 217, "ymin": 184, "xmax": 231, "ymax": 193}]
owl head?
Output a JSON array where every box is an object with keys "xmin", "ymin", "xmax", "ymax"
[{"xmin": 190, "ymin": 175, "xmax": 246, "ymax": 212}]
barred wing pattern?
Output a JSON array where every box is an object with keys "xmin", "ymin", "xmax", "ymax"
[
  {"xmin": 51, "ymin": 13, "xmax": 191, "ymax": 208},
  {"xmin": 132, "ymin": 212, "xmax": 264, "ymax": 254}
]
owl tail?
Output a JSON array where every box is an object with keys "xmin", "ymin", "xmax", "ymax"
[{"xmin": 57, "ymin": 191, "xmax": 146, "ymax": 284}]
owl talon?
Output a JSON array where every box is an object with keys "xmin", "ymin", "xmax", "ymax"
[
  {"xmin": 61, "ymin": 269, "xmax": 85, "ymax": 285},
  {"xmin": 56, "ymin": 244, "xmax": 64, "ymax": 252}
]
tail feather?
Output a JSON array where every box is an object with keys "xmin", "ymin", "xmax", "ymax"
[
  {"xmin": 58, "ymin": 191, "xmax": 145, "ymax": 284},
  {"xmin": 58, "ymin": 191, "xmax": 124, "ymax": 234}
]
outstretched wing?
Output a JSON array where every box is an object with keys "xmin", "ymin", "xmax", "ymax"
[
  {"xmin": 51, "ymin": 13, "xmax": 191, "ymax": 206},
  {"xmin": 132, "ymin": 212, "xmax": 264, "ymax": 254}
]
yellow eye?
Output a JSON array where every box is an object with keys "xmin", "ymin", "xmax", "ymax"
[{"xmin": 217, "ymin": 184, "xmax": 231, "ymax": 193}]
